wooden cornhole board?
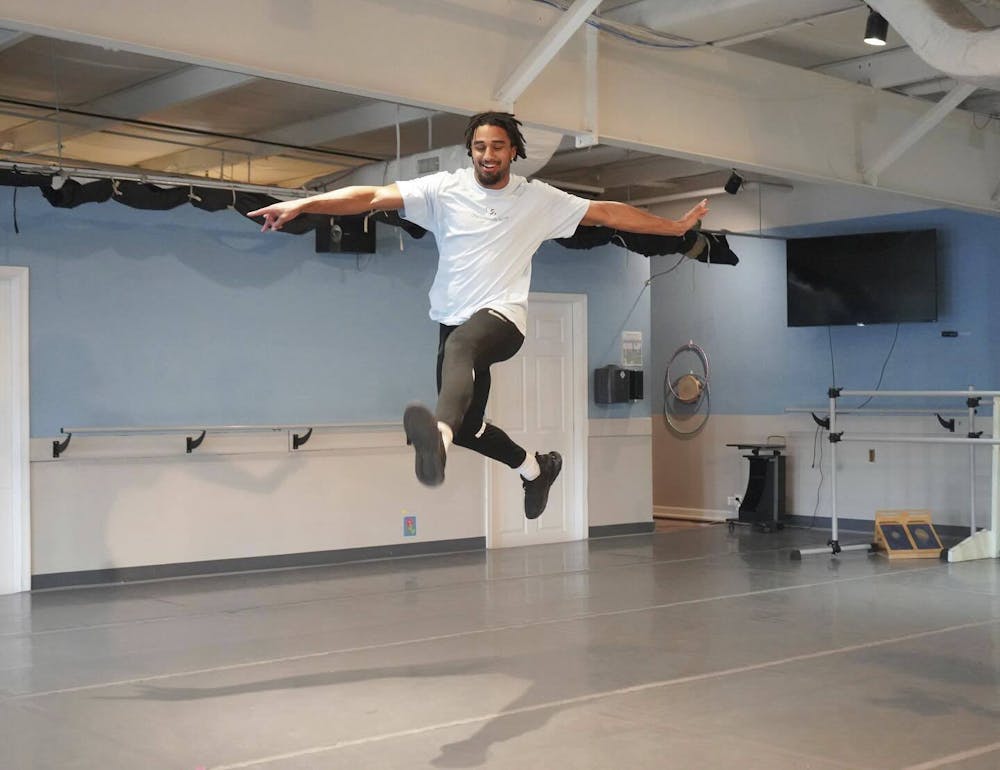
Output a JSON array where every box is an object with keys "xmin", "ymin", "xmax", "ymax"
[{"xmin": 873, "ymin": 510, "xmax": 943, "ymax": 559}]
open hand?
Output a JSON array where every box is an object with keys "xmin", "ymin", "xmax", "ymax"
[
  {"xmin": 683, "ymin": 198, "xmax": 709, "ymax": 228},
  {"xmin": 247, "ymin": 200, "xmax": 303, "ymax": 232}
]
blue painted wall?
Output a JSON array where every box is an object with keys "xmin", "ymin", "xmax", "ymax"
[
  {"xmin": 651, "ymin": 209, "xmax": 1000, "ymax": 415},
  {"xmin": 1, "ymin": 186, "xmax": 651, "ymax": 436}
]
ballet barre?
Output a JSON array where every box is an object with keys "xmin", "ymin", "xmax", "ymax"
[
  {"xmin": 793, "ymin": 388, "xmax": 1000, "ymax": 563},
  {"xmin": 52, "ymin": 422, "xmax": 400, "ymax": 457}
]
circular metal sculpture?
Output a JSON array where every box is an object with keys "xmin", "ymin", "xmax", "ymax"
[{"xmin": 664, "ymin": 341, "xmax": 711, "ymax": 436}]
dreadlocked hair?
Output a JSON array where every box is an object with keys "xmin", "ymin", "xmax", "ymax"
[{"xmin": 464, "ymin": 112, "xmax": 527, "ymax": 160}]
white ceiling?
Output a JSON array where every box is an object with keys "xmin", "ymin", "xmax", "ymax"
[{"xmin": 0, "ymin": 0, "xmax": 998, "ymax": 202}]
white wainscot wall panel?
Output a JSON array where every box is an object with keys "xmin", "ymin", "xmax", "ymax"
[
  {"xmin": 30, "ymin": 419, "xmax": 655, "ymax": 577},
  {"xmin": 653, "ymin": 413, "xmax": 992, "ymax": 530},
  {"xmin": 588, "ymin": 418, "xmax": 653, "ymax": 527},
  {"xmin": 30, "ymin": 429, "xmax": 486, "ymax": 575}
]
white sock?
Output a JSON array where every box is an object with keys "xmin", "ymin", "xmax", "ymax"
[
  {"xmin": 518, "ymin": 452, "xmax": 540, "ymax": 481},
  {"xmin": 438, "ymin": 422, "xmax": 453, "ymax": 452}
]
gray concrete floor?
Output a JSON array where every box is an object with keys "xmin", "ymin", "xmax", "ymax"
[{"xmin": 2, "ymin": 525, "xmax": 999, "ymax": 769}]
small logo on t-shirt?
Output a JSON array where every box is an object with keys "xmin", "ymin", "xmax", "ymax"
[{"xmin": 486, "ymin": 207, "xmax": 498, "ymax": 218}]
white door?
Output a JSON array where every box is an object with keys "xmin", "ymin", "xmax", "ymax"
[
  {"xmin": 0, "ymin": 266, "xmax": 30, "ymax": 595},
  {"xmin": 487, "ymin": 293, "xmax": 587, "ymax": 548}
]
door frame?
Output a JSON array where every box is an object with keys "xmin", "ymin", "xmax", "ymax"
[
  {"xmin": 485, "ymin": 291, "xmax": 588, "ymax": 548},
  {"xmin": 0, "ymin": 266, "xmax": 30, "ymax": 594}
]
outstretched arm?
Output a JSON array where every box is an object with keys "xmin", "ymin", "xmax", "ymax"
[
  {"xmin": 580, "ymin": 198, "xmax": 708, "ymax": 236},
  {"xmin": 247, "ymin": 184, "xmax": 404, "ymax": 232}
]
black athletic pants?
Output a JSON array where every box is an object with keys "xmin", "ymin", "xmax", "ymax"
[{"xmin": 436, "ymin": 308, "xmax": 527, "ymax": 469}]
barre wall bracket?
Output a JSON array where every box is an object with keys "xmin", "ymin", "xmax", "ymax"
[
  {"xmin": 52, "ymin": 432, "xmax": 72, "ymax": 459},
  {"xmin": 828, "ymin": 432, "xmax": 843, "ymax": 443},
  {"xmin": 935, "ymin": 414, "xmax": 956, "ymax": 433},
  {"xmin": 292, "ymin": 428, "xmax": 313, "ymax": 450},
  {"xmin": 186, "ymin": 430, "xmax": 206, "ymax": 454}
]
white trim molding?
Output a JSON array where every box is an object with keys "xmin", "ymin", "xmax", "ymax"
[
  {"xmin": 654, "ymin": 505, "xmax": 729, "ymax": 523},
  {"xmin": 0, "ymin": 266, "xmax": 30, "ymax": 594}
]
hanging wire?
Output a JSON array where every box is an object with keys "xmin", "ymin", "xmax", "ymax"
[
  {"xmin": 395, "ymin": 105, "xmax": 403, "ymax": 253},
  {"xmin": 972, "ymin": 111, "xmax": 998, "ymax": 130},
  {"xmin": 854, "ymin": 323, "xmax": 901, "ymax": 409},
  {"xmin": 530, "ymin": 0, "xmax": 704, "ymax": 49},
  {"xmin": 12, "ymin": 186, "xmax": 19, "ymax": 234},
  {"xmin": 810, "ymin": 421, "xmax": 825, "ymax": 528},
  {"xmin": 598, "ymin": 252, "xmax": 687, "ymax": 363},
  {"xmin": 825, "ymin": 322, "xmax": 901, "ymax": 409},
  {"xmin": 49, "ymin": 43, "xmax": 64, "ymax": 171},
  {"xmin": 827, "ymin": 326, "xmax": 837, "ymax": 387}
]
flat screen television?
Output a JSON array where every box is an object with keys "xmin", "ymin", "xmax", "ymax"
[{"xmin": 786, "ymin": 229, "xmax": 938, "ymax": 327}]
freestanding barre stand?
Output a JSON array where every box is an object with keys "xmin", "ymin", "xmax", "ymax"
[{"xmin": 792, "ymin": 388, "xmax": 1000, "ymax": 562}]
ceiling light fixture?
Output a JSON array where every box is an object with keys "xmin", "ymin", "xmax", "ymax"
[{"xmin": 864, "ymin": 8, "xmax": 888, "ymax": 46}]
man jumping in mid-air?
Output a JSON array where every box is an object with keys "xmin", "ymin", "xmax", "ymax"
[{"xmin": 249, "ymin": 111, "xmax": 708, "ymax": 520}]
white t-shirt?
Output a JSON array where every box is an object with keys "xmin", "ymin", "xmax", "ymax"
[{"xmin": 396, "ymin": 167, "xmax": 590, "ymax": 335}]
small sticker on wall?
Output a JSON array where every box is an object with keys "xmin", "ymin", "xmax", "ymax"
[
  {"xmin": 622, "ymin": 330, "xmax": 643, "ymax": 367},
  {"xmin": 403, "ymin": 515, "xmax": 417, "ymax": 537}
]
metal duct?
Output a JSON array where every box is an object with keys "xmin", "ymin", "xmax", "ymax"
[{"xmin": 869, "ymin": 0, "xmax": 1000, "ymax": 89}]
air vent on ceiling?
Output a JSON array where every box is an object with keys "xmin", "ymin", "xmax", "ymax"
[{"xmin": 417, "ymin": 156, "xmax": 441, "ymax": 175}]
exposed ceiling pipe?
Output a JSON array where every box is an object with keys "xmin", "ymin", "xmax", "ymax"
[
  {"xmin": 868, "ymin": 0, "xmax": 1000, "ymax": 90},
  {"xmin": 711, "ymin": 4, "xmax": 860, "ymax": 48}
]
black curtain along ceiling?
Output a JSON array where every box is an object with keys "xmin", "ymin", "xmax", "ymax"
[{"xmin": 0, "ymin": 169, "xmax": 738, "ymax": 264}]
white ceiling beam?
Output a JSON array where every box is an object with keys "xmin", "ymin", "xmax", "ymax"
[
  {"xmin": 897, "ymin": 78, "xmax": 957, "ymax": 97},
  {"xmin": 494, "ymin": 0, "xmax": 601, "ymax": 108},
  {"xmin": 813, "ymin": 47, "xmax": 942, "ymax": 90},
  {"xmin": 629, "ymin": 180, "xmax": 792, "ymax": 207},
  {"xmin": 2, "ymin": 0, "xmax": 999, "ymax": 212},
  {"xmin": 628, "ymin": 186, "xmax": 732, "ymax": 207},
  {"xmin": 555, "ymin": 155, "xmax": 719, "ymax": 189},
  {"xmin": 136, "ymin": 102, "xmax": 437, "ymax": 174},
  {"xmin": 575, "ymin": 22, "xmax": 598, "ymax": 147},
  {"xmin": 2, "ymin": 66, "xmax": 253, "ymax": 154},
  {"xmin": 0, "ymin": 27, "xmax": 29, "ymax": 51},
  {"xmin": 862, "ymin": 82, "xmax": 978, "ymax": 185},
  {"xmin": 964, "ymin": 94, "xmax": 1000, "ymax": 117},
  {"xmin": 88, "ymin": 66, "xmax": 252, "ymax": 121},
  {"xmin": 256, "ymin": 102, "xmax": 435, "ymax": 147}
]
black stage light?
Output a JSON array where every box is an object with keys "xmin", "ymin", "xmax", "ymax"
[{"xmin": 864, "ymin": 8, "xmax": 888, "ymax": 46}]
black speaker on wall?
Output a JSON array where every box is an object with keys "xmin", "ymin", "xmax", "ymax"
[
  {"xmin": 315, "ymin": 215, "xmax": 376, "ymax": 254},
  {"xmin": 594, "ymin": 365, "xmax": 643, "ymax": 404},
  {"xmin": 628, "ymin": 369, "xmax": 643, "ymax": 400}
]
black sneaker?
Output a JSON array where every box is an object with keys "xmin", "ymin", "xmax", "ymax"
[
  {"xmin": 403, "ymin": 403, "xmax": 446, "ymax": 487},
  {"xmin": 683, "ymin": 232, "xmax": 739, "ymax": 266},
  {"xmin": 522, "ymin": 451, "xmax": 562, "ymax": 519}
]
